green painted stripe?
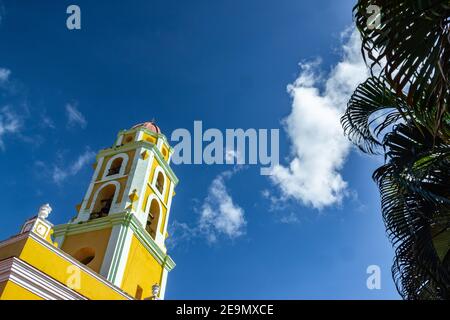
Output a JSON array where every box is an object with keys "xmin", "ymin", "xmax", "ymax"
[{"xmin": 53, "ymin": 212, "xmax": 176, "ymax": 275}]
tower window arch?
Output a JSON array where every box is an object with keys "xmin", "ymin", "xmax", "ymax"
[
  {"xmin": 90, "ymin": 183, "xmax": 118, "ymax": 219},
  {"xmin": 103, "ymin": 153, "xmax": 129, "ymax": 179},
  {"xmin": 108, "ymin": 157, "xmax": 123, "ymax": 176},
  {"xmin": 156, "ymin": 172, "xmax": 165, "ymax": 194},
  {"xmin": 152, "ymin": 166, "xmax": 167, "ymax": 198},
  {"xmin": 146, "ymin": 198, "xmax": 161, "ymax": 240}
]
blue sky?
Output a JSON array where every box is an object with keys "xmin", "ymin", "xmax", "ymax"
[{"xmin": 0, "ymin": 0, "xmax": 399, "ymax": 299}]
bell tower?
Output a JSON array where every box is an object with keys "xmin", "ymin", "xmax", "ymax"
[{"xmin": 53, "ymin": 121, "xmax": 177, "ymax": 300}]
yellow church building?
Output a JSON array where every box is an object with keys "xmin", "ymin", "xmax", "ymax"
[{"xmin": 0, "ymin": 121, "xmax": 177, "ymax": 300}]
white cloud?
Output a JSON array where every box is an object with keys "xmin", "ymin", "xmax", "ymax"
[
  {"xmin": 0, "ymin": 106, "xmax": 22, "ymax": 150},
  {"xmin": 199, "ymin": 168, "xmax": 246, "ymax": 243},
  {"xmin": 279, "ymin": 212, "xmax": 300, "ymax": 224},
  {"xmin": 0, "ymin": 68, "xmax": 10, "ymax": 84},
  {"xmin": 66, "ymin": 103, "xmax": 87, "ymax": 128},
  {"xmin": 52, "ymin": 149, "xmax": 95, "ymax": 184},
  {"xmin": 270, "ymin": 28, "xmax": 369, "ymax": 209},
  {"xmin": 167, "ymin": 221, "xmax": 196, "ymax": 248},
  {"xmin": 169, "ymin": 167, "xmax": 246, "ymax": 245}
]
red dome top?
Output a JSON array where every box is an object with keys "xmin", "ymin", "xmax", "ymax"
[{"xmin": 132, "ymin": 121, "xmax": 161, "ymax": 134}]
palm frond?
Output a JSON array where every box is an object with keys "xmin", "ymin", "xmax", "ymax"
[
  {"xmin": 354, "ymin": 0, "xmax": 450, "ymax": 140},
  {"xmin": 373, "ymin": 123, "xmax": 450, "ymax": 299},
  {"xmin": 341, "ymin": 76, "xmax": 406, "ymax": 154}
]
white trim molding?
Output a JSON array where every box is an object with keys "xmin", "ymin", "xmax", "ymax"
[
  {"xmin": 159, "ymin": 267, "xmax": 169, "ymax": 299},
  {"xmin": 151, "ymin": 165, "xmax": 168, "ymax": 203},
  {"xmin": 101, "ymin": 153, "xmax": 129, "ymax": 180},
  {"xmin": 120, "ymin": 146, "xmax": 147, "ymax": 215},
  {"xmin": 115, "ymin": 133, "xmax": 124, "ymax": 147},
  {"xmin": 88, "ymin": 180, "xmax": 121, "ymax": 216},
  {"xmin": 136, "ymin": 151, "xmax": 155, "ymax": 225},
  {"xmin": 136, "ymin": 129, "xmax": 145, "ymax": 141},
  {"xmin": 100, "ymin": 222, "xmax": 133, "ymax": 287}
]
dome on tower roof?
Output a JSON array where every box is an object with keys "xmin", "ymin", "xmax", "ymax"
[{"xmin": 132, "ymin": 121, "xmax": 161, "ymax": 134}]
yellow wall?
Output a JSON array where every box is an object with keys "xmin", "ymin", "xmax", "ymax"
[
  {"xmin": 0, "ymin": 280, "xmax": 43, "ymax": 300},
  {"xmin": 161, "ymin": 144, "xmax": 169, "ymax": 161},
  {"xmin": 159, "ymin": 206, "xmax": 168, "ymax": 234},
  {"xmin": 60, "ymin": 227, "xmax": 112, "ymax": 273},
  {"xmin": 164, "ymin": 180, "xmax": 172, "ymax": 205},
  {"xmin": 142, "ymin": 132, "xmax": 157, "ymax": 145},
  {"xmin": 18, "ymin": 237, "xmax": 128, "ymax": 300},
  {"xmin": 120, "ymin": 235, "xmax": 163, "ymax": 299}
]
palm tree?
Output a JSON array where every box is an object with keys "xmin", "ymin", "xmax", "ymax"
[{"xmin": 341, "ymin": 1, "xmax": 450, "ymax": 299}]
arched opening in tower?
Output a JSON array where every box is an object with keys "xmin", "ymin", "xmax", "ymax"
[
  {"xmin": 156, "ymin": 172, "xmax": 165, "ymax": 194},
  {"xmin": 91, "ymin": 184, "xmax": 116, "ymax": 219},
  {"xmin": 146, "ymin": 199, "xmax": 160, "ymax": 240},
  {"xmin": 108, "ymin": 157, "xmax": 123, "ymax": 176}
]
